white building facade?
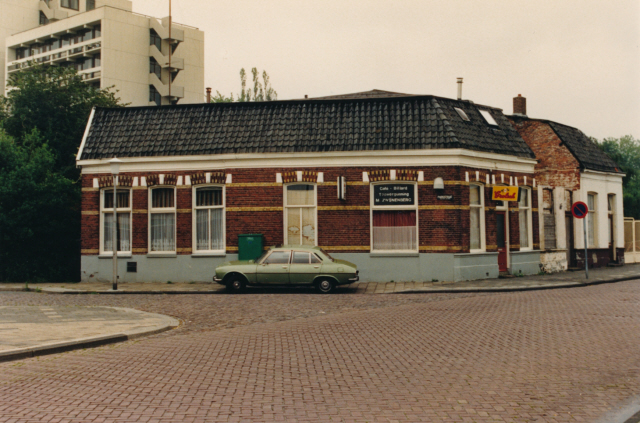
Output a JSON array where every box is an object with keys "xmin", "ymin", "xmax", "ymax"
[{"xmin": 2, "ymin": 0, "xmax": 204, "ymax": 106}]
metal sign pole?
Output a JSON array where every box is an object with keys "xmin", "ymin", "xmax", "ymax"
[
  {"xmin": 113, "ymin": 177, "xmax": 118, "ymax": 290},
  {"xmin": 583, "ymin": 217, "xmax": 588, "ymax": 279}
]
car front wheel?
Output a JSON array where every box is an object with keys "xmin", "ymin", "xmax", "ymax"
[
  {"xmin": 315, "ymin": 278, "xmax": 335, "ymax": 294},
  {"xmin": 225, "ymin": 274, "xmax": 246, "ymax": 293}
]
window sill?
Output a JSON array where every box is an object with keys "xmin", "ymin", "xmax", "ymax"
[
  {"xmin": 455, "ymin": 251, "xmax": 498, "ymax": 256},
  {"xmin": 98, "ymin": 253, "xmax": 132, "ymax": 259},
  {"xmin": 370, "ymin": 251, "xmax": 419, "ymax": 257},
  {"xmin": 146, "ymin": 253, "xmax": 177, "ymax": 258},
  {"xmin": 191, "ymin": 252, "xmax": 226, "ymax": 257},
  {"xmin": 515, "ymin": 248, "xmax": 535, "ymax": 253}
]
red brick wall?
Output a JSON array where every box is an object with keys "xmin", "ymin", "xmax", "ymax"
[
  {"xmin": 509, "ymin": 118, "xmax": 581, "ymax": 190},
  {"xmin": 81, "ymin": 166, "xmax": 538, "ymax": 256}
]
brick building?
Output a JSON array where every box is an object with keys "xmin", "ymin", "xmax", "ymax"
[
  {"xmin": 509, "ymin": 95, "xmax": 624, "ymax": 272},
  {"xmin": 77, "ymin": 91, "xmax": 546, "ymax": 283}
]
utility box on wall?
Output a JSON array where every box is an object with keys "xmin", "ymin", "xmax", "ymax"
[{"xmin": 238, "ymin": 234, "xmax": 264, "ymax": 261}]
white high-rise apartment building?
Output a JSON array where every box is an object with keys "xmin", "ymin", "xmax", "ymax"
[{"xmin": 1, "ymin": 0, "xmax": 204, "ymax": 106}]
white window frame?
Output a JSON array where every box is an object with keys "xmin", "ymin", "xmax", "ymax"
[
  {"xmin": 518, "ymin": 187, "xmax": 533, "ymax": 251},
  {"xmin": 99, "ymin": 187, "xmax": 132, "ymax": 257},
  {"xmin": 192, "ymin": 184, "xmax": 226, "ymax": 255},
  {"xmin": 469, "ymin": 183, "xmax": 486, "ymax": 253},
  {"xmin": 148, "ymin": 186, "xmax": 177, "ymax": 254},
  {"xmin": 283, "ymin": 183, "xmax": 318, "ymax": 246},
  {"xmin": 587, "ymin": 192, "xmax": 598, "ymax": 248},
  {"xmin": 370, "ymin": 182, "xmax": 419, "ymax": 253}
]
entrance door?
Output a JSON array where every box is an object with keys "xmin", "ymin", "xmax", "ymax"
[
  {"xmin": 496, "ymin": 211, "xmax": 508, "ymax": 272},
  {"xmin": 565, "ymin": 214, "xmax": 574, "ymax": 267}
]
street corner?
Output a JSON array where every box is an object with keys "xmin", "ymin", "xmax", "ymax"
[{"xmin": 0, "ymin": 305, "xmax": 179, "ymax": 363}]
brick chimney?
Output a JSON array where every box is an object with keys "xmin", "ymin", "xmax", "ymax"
[{"xmin": 513, "ymin": 94, "xmax": 527, "ymax": 116}]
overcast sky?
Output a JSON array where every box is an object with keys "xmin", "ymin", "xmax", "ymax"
[{"xmin": 133, "ymin": 0, "xmax": 639, "ymax": 140}]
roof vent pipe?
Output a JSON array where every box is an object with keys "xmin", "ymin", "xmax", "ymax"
[
  {"xmin": 457, "ymin": 78, "xmax": 463, "ymax": 100},
  {"xmin": 206, "ymin": 87, "xmax": 211, "ymax": 103}
]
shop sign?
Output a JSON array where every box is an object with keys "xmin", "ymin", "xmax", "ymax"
[
  {"xmin": 492, "ymin": 186, "xmax": 520, "ymax": 202},
  {"xmin": 373, "ymin": 184, "xmax": 415, "ymax": 205},
  {"xmin": 437, "ymin": 195, "xmax": 453, "ymax": 200}
]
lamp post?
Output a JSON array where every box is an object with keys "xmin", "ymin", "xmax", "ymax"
[{"xmin": 109, "ymin": 158, "xmax": 122, "ymax": 290}]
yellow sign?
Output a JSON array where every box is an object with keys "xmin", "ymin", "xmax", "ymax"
[{"xmin": 492, "ymin": 186, "xmax": 520, "ymax": 202}]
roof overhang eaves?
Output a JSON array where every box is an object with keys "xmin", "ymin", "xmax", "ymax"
[{"xmin": 77, "ymin": 148, "xmax": 537, "ymax": 174}]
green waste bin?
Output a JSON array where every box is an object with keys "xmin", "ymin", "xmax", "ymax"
[{"xmin": 238, "ymin": 234, "xmax": 264, "ymax": 261}]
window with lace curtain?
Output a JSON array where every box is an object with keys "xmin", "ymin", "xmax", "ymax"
[
  {"xmin": 101, "ymin": 189, "xmax": 131, "ymax": 254},
  {"xmin": 518, "ymin": 187, "xmax": 532, "ymax": 250},
  {"xmin": 370, "ymin": 183, "xmax": 418, "ymax": 252},
  {"xmin": 284, "ymin": 184, "xmax": 317, "ymax": 246},
  {"xmin": 193, "ymin": 186, "xmax": 225, "ymax": 253},
  {"xmin": 469, "ymin": 183, "xmax": 485, "ymax": 252},
  {"xmin": 149, "ymin": 187, "xmax": 176, "ymax": 252}
]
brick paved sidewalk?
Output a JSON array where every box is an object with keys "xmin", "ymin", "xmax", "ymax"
[{"xmin": 0, "ymin": 263, "xmax": 638, "ymax": 294}]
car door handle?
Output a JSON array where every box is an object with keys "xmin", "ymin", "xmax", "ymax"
[
  {"xmin": 282, "ymin": 266, "xmax": 288, "ymax": 269},
  {"xmin": 313, "ymin": 266, "xmax": 320, "ymax": 269}
]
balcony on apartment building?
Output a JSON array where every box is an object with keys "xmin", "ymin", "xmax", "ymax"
[{"xmin": 6, "ymin": 23, "xmax": 102, "ymax": 78}]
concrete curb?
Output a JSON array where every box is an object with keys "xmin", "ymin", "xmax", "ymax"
[
  {"xmin": 1, "ymin": 274, "xmax": 637, "ymax": 295},
  {"xmin": 0, "ymin": 312, "xmax": 180, "ymax": 363},
  {"xmin": 392, "ymin": 275, "xmax": 639, "ymax": 294}
]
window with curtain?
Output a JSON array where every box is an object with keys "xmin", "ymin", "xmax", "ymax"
[
  {"xmin": 587, "ymin": 193, "xmax": 597, "ymax": 248},
  {"xmin": 371, "ymin": 183, "xmax": 418, "ymax": 251},
  {"xmin": 101, "ymin": 189, "xmax": 131, "ymax": 253},
  {"xmin": 519, "ymin": 187, "xmax": 532, "ymax": 249},
  {"xmin": 285, "ymin": 184, "xmax": 316, "ymax": 246},
  {"xmin": 469, "ymin": 184, "xmax": 485, "ymax": 251},
  {"xmin": 194, "ymin": 186, "xmax": 225, "ymax": 252},
  {"xmin": 150, "ymin": 187, "xmax": 176, "ymax": 252}
]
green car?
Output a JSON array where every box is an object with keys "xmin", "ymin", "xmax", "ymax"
[{"xmin": 213, "ymin": 246, "xmax": 359, "ymax": 293}]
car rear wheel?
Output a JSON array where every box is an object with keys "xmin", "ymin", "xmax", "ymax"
[
  {"xmin": 315, "ymin": 278, "xmax": 335, "ymax": 294},
  {"xmin": 225, "ymin": 274, "xmax": 246, "ymax": 293}
]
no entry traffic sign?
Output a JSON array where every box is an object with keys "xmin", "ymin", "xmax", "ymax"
[
  {"xmin": 571, "ymin": 201, "xmax": 590, "ymax": 279},
  {"xmin": 571, "ymin": 201, "xmax": 589, "ymax": 219}
]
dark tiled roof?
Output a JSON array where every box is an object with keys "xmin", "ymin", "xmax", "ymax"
[
  {"xmin": 79, "ymin": 96, "xmax": 536, "ymax": 161},
  {"xmin": 547, "ymin": 121, "xmax": 621, "ymax": 173}
]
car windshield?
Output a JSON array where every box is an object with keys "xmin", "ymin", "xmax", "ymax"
[
  {"xmin": 255, "ymin": 250, "xmax": 270, "ymax": 264},
  {"xmin": 317, "ymin": 248, "xmax": 334, "ymax": 262}
]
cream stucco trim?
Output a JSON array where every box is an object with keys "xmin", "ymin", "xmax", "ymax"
[{"xmin": 78, "ymin": 149, "xmax": 537, "ymax": 175}]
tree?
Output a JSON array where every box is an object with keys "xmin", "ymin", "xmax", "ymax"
[
  {"xmin": 0, "ymin": 130, "xmax": 79, "ymax": 282},
  {"xmin": 1, "ymin": 63, "xmax": 122, "ymax": 179},
  {"xmin": 0, "ymin": 63, "xmax": 123, "ymax": 282},
  {"xmin": 211, "ymin": 67, "xmax": 277, "ymax": 103},
  {"xmin": 597, "ymin": 135, "xmax": 640, "ymax": 219}
]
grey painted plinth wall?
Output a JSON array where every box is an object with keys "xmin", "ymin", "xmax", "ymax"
[
  {"xmin": 82, "ymin": 251, "xmax": 542, "ymax": 284},
  {"xmin": 510, "ymin": 251, "xmax": 542, "ymax": 276}
]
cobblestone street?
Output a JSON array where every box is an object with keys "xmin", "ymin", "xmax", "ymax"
[{"xmin": 1, "ymin": 281, "xmax": 639, "ymax": 422}]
